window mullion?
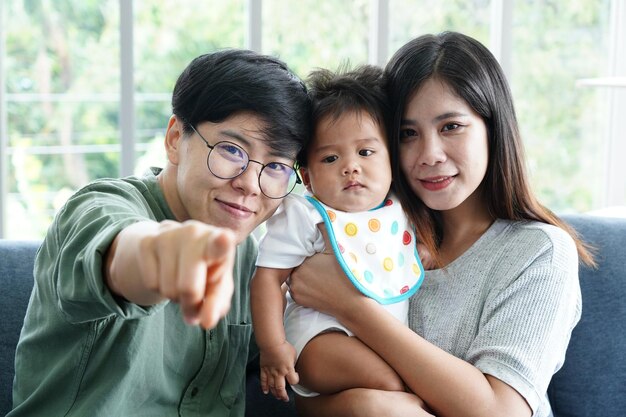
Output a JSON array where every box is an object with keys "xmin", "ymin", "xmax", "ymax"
[
  {"xmin": 489, "ymin": 0, "xmax": 513, "ymax": 79},
  {"xmin": 120, "ymin": 0, "xmax": 135, "ymax": 177},
  {"xmin": 605, "ymin": 0, "xmax": 626, "ymax": 207},
  {"xmin": 0, "ymin": 0, "xmax": 6, "ymax": 238},
  {"xmin": 246, "ymin": 0, "xmax": 263, "ymax": 52},
  {"xmin": 368, "ymin": 0, "xmax": 389, "ymax": 66}
]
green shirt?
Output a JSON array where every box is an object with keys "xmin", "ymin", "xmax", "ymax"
[{"xmin": 10, "ymin": 168, "xmax": 258, "ymax": 417}]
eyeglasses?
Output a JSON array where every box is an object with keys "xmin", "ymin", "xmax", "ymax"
[{"xmin": 189, "ymin": 124, "xmax": 301, "ymax": 199}]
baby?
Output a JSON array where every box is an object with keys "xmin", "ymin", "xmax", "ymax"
[{"xmin": 251, "ymin": 65, "xmax": 425, "ymax": 401}]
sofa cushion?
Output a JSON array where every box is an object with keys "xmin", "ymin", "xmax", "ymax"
[
  {"xmin": 0, "ymin": 240, "xmax": 39, "ymax": 416},
  {"xmin": 2, "ymin": 213, "xmax": 625, "ymax": 417},
  {"xmin": 548, "ymin": 215, "xmax": 626, "ymax": 417}
]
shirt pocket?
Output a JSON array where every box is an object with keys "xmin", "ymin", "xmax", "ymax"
[{"xmin": 219, "ymin": 323, "xmax": 252, "ymax": 408}]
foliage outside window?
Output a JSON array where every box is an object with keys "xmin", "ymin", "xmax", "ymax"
[{"xmin": 0, "ymin": 0, "xmax": 617, "ymax": 239}]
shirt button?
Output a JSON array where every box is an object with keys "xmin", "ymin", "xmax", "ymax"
[{"xmin": 191, "ymin": 387, "xmax": 199, "ymax": 397}]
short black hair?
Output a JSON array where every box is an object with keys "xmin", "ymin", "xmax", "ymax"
[
  {"xmin": 172, "ymin": 49, "xmax": 311, "ymax": 158},
  {"xmin": 300, "ymin": 64, "xmax": 388, "ymax": 166}
]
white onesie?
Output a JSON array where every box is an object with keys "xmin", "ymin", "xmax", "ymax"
[{"xmin": 256, "ymin": 192, "xmax": 424, "ymax": 396}]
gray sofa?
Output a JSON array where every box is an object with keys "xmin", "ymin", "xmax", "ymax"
[{"xmin": 1, "ymin": 214, "xmax": 625, "ymax": 417}]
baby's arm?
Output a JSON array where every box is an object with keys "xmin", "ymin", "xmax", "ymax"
[{"xmin": 251, "ymin": 266, "xmax": 299, "ymax": 401}]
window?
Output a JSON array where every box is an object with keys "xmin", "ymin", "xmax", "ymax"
[
  {"xmin": 263, "ymin": 0, "xmax": 369, "ymax": 78},
  {"xmin": 0, "ymin": 0, "xmax": 246, "ymax": 238},
  {"xmin": 1, "ymin": 0, "xmax": 624, "ymax": 238},
  {"xmin": 133, "ymin": 0, "xmax": 246, "ymax": 173},
  {"xmin": 389, "ymin": 0, "xmax": 491, "ymax": 52},
  {"xmin": 509, "ymin": 0, "xmax": 613, "ymax": 212},
  {"xmin": 2, "ymin": 0, "xmax": 121, "ymax": 239}
]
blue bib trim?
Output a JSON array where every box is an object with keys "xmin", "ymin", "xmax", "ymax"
[{"xmin": 305, "ymin": 195, "xmax": 424, "ymax": 305}]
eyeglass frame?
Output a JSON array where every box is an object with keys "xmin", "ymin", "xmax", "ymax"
[{"xmin": 187, "ymin": 123, "xmax": 301, "ymax": 199}]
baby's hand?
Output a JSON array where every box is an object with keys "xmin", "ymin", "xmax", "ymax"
[{"xmin": 259, "ymin": 341, "xmax": 299, "ymax": 402}]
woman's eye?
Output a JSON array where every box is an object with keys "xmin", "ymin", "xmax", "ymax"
[
  {"xmin": 400, "ymin": 128, "xmax": 417, "ymax": 139},
  {"xmin": 359, "ymin": 149, "xmax": 374, "ymax": 157},
  {"xmin": 442, "ymin": 123, "xmax": 460, "ymax": 132},
  {"xmin": 322, "ymin": 155, "xmax": 338, "ymax": 163}
]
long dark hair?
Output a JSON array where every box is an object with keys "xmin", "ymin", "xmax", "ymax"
[{"xmin": 385, "ymin": 31, "xmax": 594, "ymax": 266}]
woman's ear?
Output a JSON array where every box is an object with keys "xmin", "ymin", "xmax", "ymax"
[
  {"xmin": 299, "ymin": 167, "xmax": 313, "ymax": 192},
  {"xmin": 164, "ymin": 115, "xmax": 183, "ymax": 165}
]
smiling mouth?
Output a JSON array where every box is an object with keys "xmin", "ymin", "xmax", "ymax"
[
  {"xmin": 423, "ymin": 176, "xmax": 453, "ymax": 183},
  {"xmin": 217, "ymin": 199, "xmax": 255, "ymax": 217},
  {"xmin": 419, "ymin": 175, "xmax": 456, "ymax": 190}
]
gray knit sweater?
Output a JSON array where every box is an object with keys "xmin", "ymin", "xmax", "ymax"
[{"xmin": 409, "ymin": 219, "xmax": 581, "ymax": 417}]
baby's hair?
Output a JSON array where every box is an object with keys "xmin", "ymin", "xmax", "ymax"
[{"xmin": 299, "ymin": 64, "xmax": 388, "ymax": 167}]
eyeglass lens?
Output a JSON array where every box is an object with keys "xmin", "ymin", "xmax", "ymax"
[{"xmin": 207, "ymin": 142, "xmax": 297, "ymax": 199}]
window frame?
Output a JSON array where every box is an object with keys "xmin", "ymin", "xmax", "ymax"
[{"xmin": 0, "ymin": 0, "xmax": 624, "ymax": 237}]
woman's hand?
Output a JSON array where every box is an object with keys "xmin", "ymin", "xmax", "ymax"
[
  {"xmin": 289, "ymin": 224, "xmax": 364, "ymax": 317},
  {"xmin": 288, "ymin": 251, "xmax": 350, "ymax": 316},
  {"xmin": 289, "ymin": 223, "xmax": 367, "ymax": 320}
]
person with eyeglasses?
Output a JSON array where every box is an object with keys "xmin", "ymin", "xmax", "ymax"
[
  {"xmin": 9, "ymin": 50, "xmax": 311, "ymax": 417},
  {"xmin": 250, "ymin": 65, "xmax": 429, "ymax": 403}
]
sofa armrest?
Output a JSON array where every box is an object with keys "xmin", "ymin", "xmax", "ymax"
[
  {"xmin": 548, "ymin": 215, "xmax": 626, "ymax": 417},
  {"xmin": 0, "ymin": 240, "xmax": 40, "ymax": 416}
]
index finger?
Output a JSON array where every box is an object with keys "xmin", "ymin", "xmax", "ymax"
[
  {"xmin": 178, "ymin": 228, "xmax": 235, "ymax": 325},
  {"xmin": 197, "ymin": 261, "xmax": 234, "ymax": 329},
  {"xmin": 197, "ymin": 232, "xmax": 236, "ymax": 328}
]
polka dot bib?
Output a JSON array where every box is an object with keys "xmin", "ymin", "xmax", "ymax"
[{"xmin": 305, "ymin": 194, "xmax": 425, "ymax": 305}]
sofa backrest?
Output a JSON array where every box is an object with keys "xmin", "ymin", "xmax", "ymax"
[
  {"xmin": 0, "ymin": 240, "xmax": 39, "ymax": 417},
  {"xmin": 1, "ymin": 214, "xmax": 625, "ymax": 417},
  {"xmin": 549, "ymin": 214, "xmax": 626, "ymax": 417}
]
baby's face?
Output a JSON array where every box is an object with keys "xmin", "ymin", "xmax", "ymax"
[{"xmin": 300, "ymin": 110, "xmax": 392, "ymax": 212}]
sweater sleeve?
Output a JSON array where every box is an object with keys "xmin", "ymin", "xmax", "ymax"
[{"xmin": 467, "ymin": 226, "xmax": 581, "ymax": 414}]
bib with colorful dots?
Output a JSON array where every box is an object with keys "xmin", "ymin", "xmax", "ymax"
[{"xmin": 305, "ymin": 194, "xmax": 425, "ymax": 305}]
